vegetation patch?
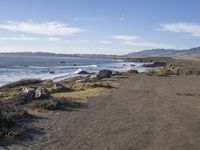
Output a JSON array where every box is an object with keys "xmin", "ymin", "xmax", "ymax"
[
  {"xmin": 53, "ymin": 87, "xmax": 111, "ymax": 100},
  {"xmin": 0, "ymin": 79, "xmax": 42, "ymax": 89},
  {"xmin": 0, "ymin": 102, "xmax": 26, "ymax": 138},
  {"xmin": 127, "ymin": 70, "xmax": 139, "ymax": 75},
  {"xmin": 27, "ymin": 97, "xmax": 84, "ymax": 112},
  {"xmin": 157, "ymin": 68, "xmax": 176, "ymax": 76}
]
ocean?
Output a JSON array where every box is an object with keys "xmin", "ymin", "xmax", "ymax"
[{"xmin": 0, "ymin": 55, "xmax": 146, "ymax": 86}]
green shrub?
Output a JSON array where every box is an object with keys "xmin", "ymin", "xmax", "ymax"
[{"xmin": 127, "ymin": 70, "xmax": 139, "ymax": 75}]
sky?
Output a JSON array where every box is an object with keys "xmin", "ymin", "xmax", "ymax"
[{"xmin": 0, "ymin": 0, "xmax": 200, "ymax": 55}]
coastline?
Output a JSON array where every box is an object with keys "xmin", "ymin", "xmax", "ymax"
[
  {"xmin": 0, "ymin": 55, "xmax": 146, "ymax": 87},
  {"xmin": 1, "ymin": 57, "xmax": 200, "ymax": 149}
]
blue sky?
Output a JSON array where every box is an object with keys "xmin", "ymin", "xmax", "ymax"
[{"xmin": 0, "ymin": 0, "xmax": 200, "ymax": 54}]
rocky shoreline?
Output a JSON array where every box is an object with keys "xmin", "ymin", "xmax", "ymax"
[
  {"xmin": 1, "ymin": 57, "xmax": 200, "ymax": 141},
  {"xmin": 0, "ymin": 69, "xmax": 130, "ymax": 139}
]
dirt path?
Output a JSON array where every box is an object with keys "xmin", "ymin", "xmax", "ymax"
[{"xmin": 5, "ymin": 76, "xmax": 200, "ymax": 150}]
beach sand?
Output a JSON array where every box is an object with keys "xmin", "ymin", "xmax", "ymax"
[{"xmin": 4, "ymin": 75, "xmax": 200, "ymax": 150}]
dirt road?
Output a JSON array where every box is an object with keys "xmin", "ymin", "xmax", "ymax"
[{"xmin": 5, "ymin": 76, "xmax": 200, "ymax": 150}]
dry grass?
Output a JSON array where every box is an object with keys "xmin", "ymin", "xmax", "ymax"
[
  {"xmin": 27, "ymin": 97, "xmax": 84, "ymax": 112},
  {"xmin": 53, "ymin": 87, "xmax": 112, "ymax": 101}
]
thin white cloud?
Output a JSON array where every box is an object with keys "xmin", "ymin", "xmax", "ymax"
[
  {"xmin": 99, "ymin": 40, "xmax": 112, "ymax": 44},
  {"xmin": 119, "ymin": 14, "xmax": 125, "ymax": 23},
  {"xmin": 112, "ymin": 35, "xmax": 175, "ymax": 49},
  {"xmin": 123, "ymin": 41, "xmax": 175, "ymax": 48},
  {"xmin": 119, "ymin": 17, "xmax": 125, "ymax": 22},
  {"xmin": 0, "ymin": 35, "xmax": 39, "ymax": 41},
  {"xmin": 78, "ymin": 40, "xmax": 89, "ymax": 43},
  {"xmin": 159, "ymin": 23, "xmax": 200, "ymax": 37},
  {"xmin": 0, "ymin": 20, "xmax": 84, "ymax": 37},
  {"xmin": 47, "ymin": 37, "xmax": 62, "ymax": 42},
  {"xmin": 112, "ymin": 35, "xmax": 140, "ymax": 42}
]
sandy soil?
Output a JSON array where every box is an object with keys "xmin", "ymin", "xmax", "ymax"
[{"xmin": 2, "ymin": 75, "xmax": 200, "ymax": 150}]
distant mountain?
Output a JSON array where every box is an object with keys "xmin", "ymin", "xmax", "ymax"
[
  {"xmin": 126, "ymin": 49, "xmax": 182, "ymax": 57},
  {"xmin": 126, "ymin": 47, "xmax": 200, "ymax": 59}
]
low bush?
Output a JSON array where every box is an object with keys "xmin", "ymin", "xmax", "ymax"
[
  {"xmin": 0, "ymin": 102, "xmax": 26, "ymax": 138},
  {"xmin": 28, "ymin": 97, "xmax": 83, "ymax": 111},
  {"xmin": 0, "ymin": 79, "xmax": 42, "ymax": 89},
  {"xmin": 73, "ymin": 82, "xmax": 113, "ymax": 90},
  {"xmin": 183, "ymin": 69, "xmax": 193, "ymax": 75}
]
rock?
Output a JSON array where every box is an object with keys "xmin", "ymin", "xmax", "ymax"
[
  {"xmin": 49, "ymin": 71, "xmax": 55, "ymax": 74},
  {"xmin": 90, "ymin": 74, "xmax": 98, "ymax": 79},
  {"xmin": 142, "ymin": 61, "xmax": 167, "ymax": 67},
  {"xmin": 127, "ymin": 70, "xmax": 138, "ymax": 74},
  {"xmin": 75, "ymin": 79, "xmax": 84, "ymax": 84},
  {"xmin": 112, "ymin": 71, "xmax": 122, "ymax": 76},
  {"xmin": 50, "ymin": 83, "xmax": 71, "ymax": 93},
  {"xmin": 173, "ymin": 67, "xmax": 184, "ymax": 75},
  {"xmin": 77, "ymin": 70, "xmax": 90, "ymax": 74},
  {"xmin": 130, "ymin": 64, "xmax": 136, "ymax": 66},
  {"xmin": 73, "ymin": 64, "xmax": 77, "ymax": 66},
  {"xmin": 158, "ymin": 68, "xmax": 176, "ymax": 76},
  {"xmin": 60, "ymin": 61, "xmax": 66, "ymax": 64},
  {"xmin": 35, "ymin": 88, "xmax": 50, "ymax": 99},
  {"xmin": 21, "ymin": 87, "xmax": 36, "ymax": 101},
  {"xmin": 98, "ymin": 70, "xmax": 112, "ymax": 79}
]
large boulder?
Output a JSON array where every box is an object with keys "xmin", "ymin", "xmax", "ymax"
[
  {"xmin": 35, "ymin": 88, "xmax": 50, "ymax": 99},
  {"xmin": 21, "ymin": 87, "xmax": 36, "ymax": 101},
  {"xmin": 142, "ymin": 61, "xmax": 167, "ymax": 67},
  {"xmin": 98, "ymin": 70, "xmax": 112, "ymax": 79},
  {"xmin": 60, "ymin": 61, "xmax": 66, "ymax": 64},
  {"xmin": 48, "ymin": 71, "xmax": 55, "ymax": 74}
]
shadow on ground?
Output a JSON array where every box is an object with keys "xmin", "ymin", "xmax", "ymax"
[{"xmin": 0, "ymin": 102, "xmax": 87, "ymax": 149}]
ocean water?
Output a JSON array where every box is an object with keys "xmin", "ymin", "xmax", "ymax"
[{"xmin": 0, "ymin": 55, "xmax": 146, "ymax": 86}]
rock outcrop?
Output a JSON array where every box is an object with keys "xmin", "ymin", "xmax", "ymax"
[
  {"xmin": 21, "ymin": 87, "xmax": 36, "ymax": 101},
  {"xmin": 77, "ymin": 70, "xmax": 90, "ymax": 74},
  {"xmin": 35, "ymin": 88, "xmax": 50, "ymax": 99},
  {"xmin": 98, "ymin": 70, "xmax": 112, "ymax": 79}
]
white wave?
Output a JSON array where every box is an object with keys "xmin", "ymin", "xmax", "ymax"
[
  {"xmin": 28, "ymin": 64, "xmax": 98, "ymax": 69},
  {"xmin": 74, "ymin": 68, "xmax": 82, "ymax": 74},
  {"xmin": 0, "ymin": 62, "xmax": 147, "ymax": 87}
]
